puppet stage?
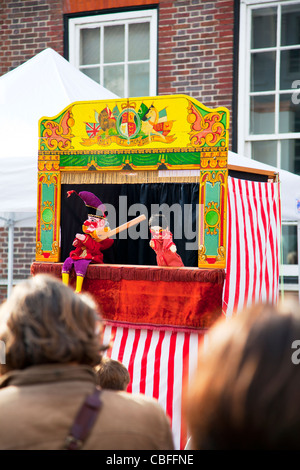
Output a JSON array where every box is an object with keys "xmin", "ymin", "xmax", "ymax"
[
  {"xmin": 31, "ymin": 262, "xmax": 225, "ymax": 331},
  {"xmin": 33, "ymin": 94, "xmax": 232, "ymax": 449}
]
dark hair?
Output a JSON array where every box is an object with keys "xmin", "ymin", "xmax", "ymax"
[
  {"xmin": 149, "ymin": 213, "xmax": 168, "ymax": 229},
  {"xmin": 185, "ymin": 300, "xmax": 300, "ymax": 450},
  {"xmin": 0, "ymin": 274, "xmax": 106, "ymax": 373},
  {"xmin": 96, "ymin": 357, "xmax": 130, "ymax": 391}
]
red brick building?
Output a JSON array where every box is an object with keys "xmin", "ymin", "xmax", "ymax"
[{"xmin": 0, "ymin": 0, "xmax": 299, "ymax": 300}]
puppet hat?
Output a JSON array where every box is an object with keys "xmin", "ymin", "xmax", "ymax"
[
  {"xmin": 67, "ymin": 190, "xmax": 107, "ymax": 218},
  {"xmin": 149, "ymin": 213, "xmax": 168, "ymax": 229}
]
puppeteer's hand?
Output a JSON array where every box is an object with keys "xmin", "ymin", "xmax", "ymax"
[
  {"xmin": 150, "ymin": 240, "xmax": 154, "ymax": 248},
  {"xmin": 170, "ymin": 244, "xmax": 177, "ymax": 253},
  {"xmin": 74, "ymin": 233, "xmax": 86, "ymax": 243}
]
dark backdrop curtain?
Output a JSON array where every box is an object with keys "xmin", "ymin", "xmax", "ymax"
[{"xmin": 61, "ymin": 183, "xmax": 199, "ymax": 267}]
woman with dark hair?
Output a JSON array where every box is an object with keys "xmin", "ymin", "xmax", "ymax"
[
  {"xmin": 0, "ymin": 274, "xmax": 174, "ymax": 450},
  {"xmin": 185, "ymin": 300, "xmax": 300, "ymax": 450}
]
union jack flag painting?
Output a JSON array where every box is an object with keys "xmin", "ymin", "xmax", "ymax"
[{"xmin": 85, "ymin": 122, "xmax": 101, "ymax": 138}]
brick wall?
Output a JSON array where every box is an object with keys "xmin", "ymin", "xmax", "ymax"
[
  {"xmin": 1, "ymin": 0, "xmax": 236, "ymax": 118},
  {"xmin": 0, "ymin": 0, "xmax": 64, "ymax": 75},
  {"xmin": 158, "ymin": 0, "xmax": 235, "ymax": 120},
  {"xmin": 0, "ymin": 227, "xmax": 36, "ymax": 304}
]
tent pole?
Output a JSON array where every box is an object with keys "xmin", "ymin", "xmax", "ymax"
[
  {"xmin": 298, "ymin": 221, "xmax": 300, "ymax": 303},
  {"xmin": 7, "ymin": 214, "xmax": 14, "ymax": 298}
]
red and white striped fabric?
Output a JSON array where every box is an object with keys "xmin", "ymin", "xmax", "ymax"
[
  {"xmin": 102, "ymin": 324, "xmax": 205, "ymax": 450},
  {"xmin": 222, "ymin": 177, "xmax": 281, "ymax": 317},
  {"xmin": 100, "ymin": 176, "xmax": 281, "ymax": 450}
]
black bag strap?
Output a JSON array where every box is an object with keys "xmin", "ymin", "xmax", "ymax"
[{"xmin": 64, "ymin": 386, "xmax": 103, "ymax": 450}]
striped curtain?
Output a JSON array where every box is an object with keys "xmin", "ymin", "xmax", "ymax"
[
  {"xmin": 222, "ymin": 177, "xmax": 281, "ymax": 316},
  {"xmin": 101, "ymin": 177, "xmax": 281, "ymax": 450},
  {"xmin": 102, "ymin": 324, "xmax": 205, "ymax": 450}
]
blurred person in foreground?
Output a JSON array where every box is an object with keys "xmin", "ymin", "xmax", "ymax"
[
  {"xmin": 96, "ymin": 357, "xmax": 130, "ymax": 391},
  {"xmin": 0, "ymin": 274, "xmax": 174, "ymax": 450},
  {"xmin": 185, "ymin": 300, "xmax": 300, "ymax": 450}
]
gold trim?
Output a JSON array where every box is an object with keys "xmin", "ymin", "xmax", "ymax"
[{"xmin": 61, "ymin": 171, "xmax": 200, "ymax": 184}]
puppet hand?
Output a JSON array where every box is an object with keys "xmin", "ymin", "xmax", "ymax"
[
  {"xmin": 150, "ymin": 240, "xmax": 154, "ymax": 248},
  {"xmin": 75, "ymin": 233, "xmax": 86, "ymax": 242},
  {"xmin": 170, "ymin": 244, "xmax": 177, "ymax": 253}
]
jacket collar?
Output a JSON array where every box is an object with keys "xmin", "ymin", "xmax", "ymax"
[{"xmin": 0, "ymin": 363, "xmax": 97, "ymax": 388}]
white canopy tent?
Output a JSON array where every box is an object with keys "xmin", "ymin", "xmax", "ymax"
[
  {"xmin": 228, "ymin": 151, "xmax": 300, "ymax": 222},
  {"xmin": 0, "ymin": 48, "xmax": 118, "ymax": 294},
  {"xmin": 0, "ymin": 47, "xmax": 117, "ymax": 221}
]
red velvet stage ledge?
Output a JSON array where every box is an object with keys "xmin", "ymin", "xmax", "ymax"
[{"xmin": 31, "ymin": 263, "xmax": 225, "ymax": 332}]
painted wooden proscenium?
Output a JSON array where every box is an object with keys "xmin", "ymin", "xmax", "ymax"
[{"xmin": 36, "ymin": 94, "xmax": 229, "ymax": 268}]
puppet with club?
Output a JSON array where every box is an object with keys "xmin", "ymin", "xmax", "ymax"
[{"xmin": 62, "ymin": 190, "xmax": 145, "ymax": 293}]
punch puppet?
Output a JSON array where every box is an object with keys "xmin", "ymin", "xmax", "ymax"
[
  {"xmin": 149, "ymin": 214, "xmax": 184, "ymax": 267},
  {"xmin": 62, "ymin": 190, "xmax": 114, "ymax": 293}
]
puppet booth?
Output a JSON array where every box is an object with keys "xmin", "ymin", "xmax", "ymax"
[{"xmin": 31, "ymin": 94, "xmax": 281, "ymax": 449}]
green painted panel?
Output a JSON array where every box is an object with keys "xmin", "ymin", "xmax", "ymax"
[
  {"xmin": 41, "ymin": 182, "xmax": 55, "ymax": 252},
  {"xmin": 59, "ymin": 151, "xmax": 204, "ymax": 169},
  {"xmin": 205, "ymin": 180, "xmax": 220, "ymax": 204},
  {"xmin": 206, "ymin": 232, "xmax": 219, "ymax": 256},
  {"xmin": 204, "ymin": 179, "xmax": 221, "ymax": 257}
]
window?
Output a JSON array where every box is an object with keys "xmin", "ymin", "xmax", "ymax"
[
  {"xmin": 279, "ymin": 221, "xmax": 299, "ymax": 292},
  {"xmin": 239, "ymin": 1, "xmax": 300, "ymax": 293},
  {"xmin": 68, "ymin": 9, "xmax": 157, "ymax": 98},
  {"xmin": 238, "ymin": 1, "xmax": 300, "ymax": 175}
]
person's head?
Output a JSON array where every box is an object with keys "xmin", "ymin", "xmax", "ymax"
[
  {"xmin": 185, "ymin": 299, "xmax": 300, "ymax": 450},
  {"xmin": 96, "ymin": 357, "xmax": 130, "ymax": 391},
  {"xmin": 0, "ymin": 274, "xmax": 106, "ymax": 374}
]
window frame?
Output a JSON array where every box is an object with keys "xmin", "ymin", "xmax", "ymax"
[
  {"xmin": 239, "ymin": 0, "xmax": 300, "ymax": 293},
  {"xmin": 279, "ymin": 220, "xmax": 300, "ymax": 295},
  {"xmin": 68, "ymin": 8, "xmax": 158, "ymax": 98},
  {"xmin": 238, "ymin": 0, "xmax": 300, "ymax": 162}
]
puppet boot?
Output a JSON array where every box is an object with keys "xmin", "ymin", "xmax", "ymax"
[
  {"xmin": 62, "ymin": 272, "xmax": 69, "ymax": 286},
  {"xmin": 75, "ymin": 275, "xmax": 84, "ymax": 293}
]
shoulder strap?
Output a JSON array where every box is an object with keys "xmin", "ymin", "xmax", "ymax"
[{"xmin": 64, "ymin": 386, "xmax": 103, "ymax": 450}]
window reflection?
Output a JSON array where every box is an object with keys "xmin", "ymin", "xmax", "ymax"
[
  {"xmin": 80, "ymin": 28, "xmax": 100, "ymax": 65},
  {"xmin": 281, "ymin": 4, "xmax": 300, "ymax": 46},
  {"xmin": 251, "ymin": 141, "xmax": 277, "ymax": 167},
  {"xmin": 251, "ymin": 51, "xmax": 276, "ymax": 92},
  {"xmin": 250, "ymin": 95, "xmax": 275, "ymax": 134},
  {"xmin": 279, "ymin": 94, "xmax": 300, "ymax": 133},
  {"xmin": 251, "ymin": 7, "xmax": 277, "ymax": 49},
  {"xmin": 129, "ymin": 63, "xmax": 149, "ymax": 97},
  {"xmin": 281, "ymin": 140, "xmax": 300, "ymax": 175},
  {"xmin": 104, "ymin": 25, "xmax": 125, "ymax": 63},
  {"xmin": 129, "ymin": 23, "xmax": 150, "ymax": 61},
  {"xmin": 282, "ymin": 225, "xmax": 298, "ymax": 265},
  {"xmin": 104, "ymin": 65, "xmax": 124, "ymax": 97},
  {"xmin": 280, "ymin": 49, "xmax": 300, "ymax": 90}
]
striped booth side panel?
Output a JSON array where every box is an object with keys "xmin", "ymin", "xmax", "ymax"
[
  {"xmin": 222, "ymin": 177, "xmax": 281, "ymax": 317},
  {"xmin": 102, "ymin": 324, "xmax": 205, "ymax": 450}
]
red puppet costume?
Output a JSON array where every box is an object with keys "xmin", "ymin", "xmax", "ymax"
[
  {"xmin": 62, "ymin": 190, "xmax": 114, "ymax": 293},
  {"xmin": 149, "ymin": 214, "xmax": 184, "ymax": 267}
]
